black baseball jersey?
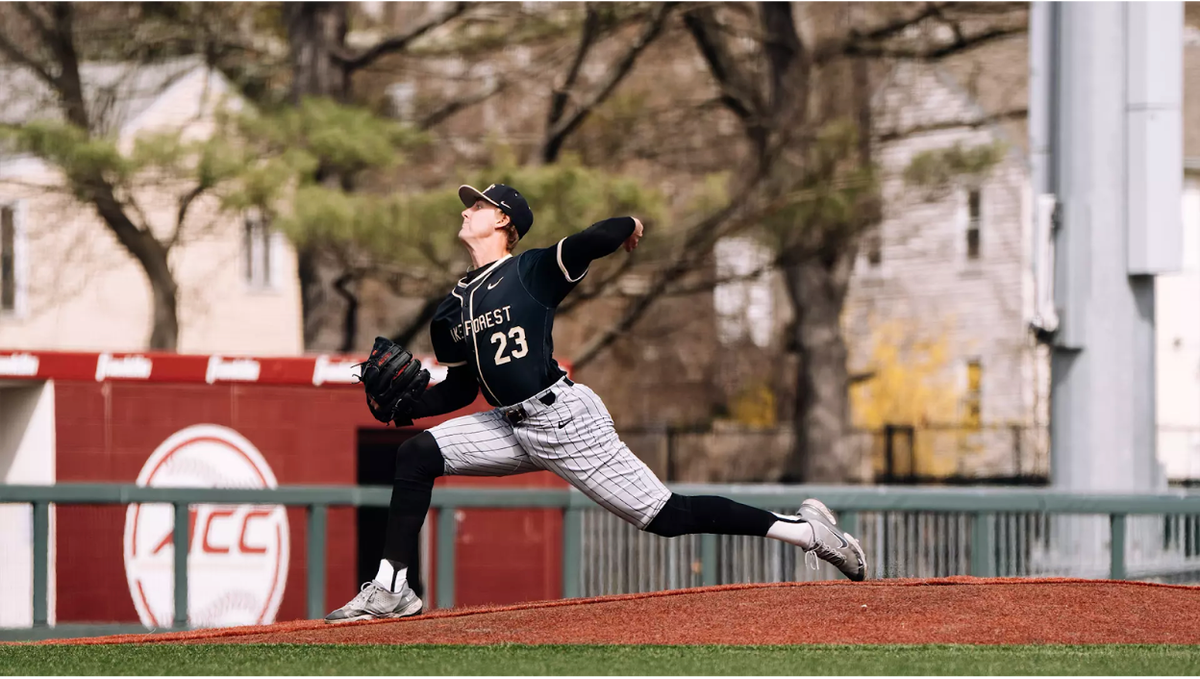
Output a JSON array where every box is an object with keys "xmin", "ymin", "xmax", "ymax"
[
  {"xmin": 413, "ymin": 216, "xmax": 635, "ymax": 413},
  {"xmin": 429, "ymin": 241, "xmax": 586, "ymax": 407}
]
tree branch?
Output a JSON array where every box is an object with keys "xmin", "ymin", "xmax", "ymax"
[
  {"xmin": 557, "ymin": 250, "xmax": 638, "ymax": 314},
  {"xmin": 876, "ymin": 107, "xmax": 1027, "ymax": 143},
  {"xmin": 336, "ymin": 2, "xmax": 469, "ymax": 72},
  {"xmin": 569, "ymin": 111, "xmax": 861, "ymax": 369},
  {"xmin": 568, "ymin": 251, "xmax": 785, "ymax": 303},
  {"xmin": 374, "ymin": 262, "xmax": 457, "ymax": 289},
  {"xmin": 812, "ymin": 2, "xmax": 943, "ymax": 64},
  {"xmin": 759, "ymin": 1, "xmax": 805, "ymax": 121},
  {"xmin": 391, "ymin": 294, "xmax": 443, "ymax": 346},
  {"xmin": 169, "ymin": 184, "xmax": 207, "ymax": 252},
  {"xmin": 546, "ymin": 4, "xmax": 602, "ymax": 139},
  {"xmin": 123, "ymin": 192, "xmax": 154, "ymax": 238},
  {"xmin": 541, "ymin": 2, "xmax": 675, "ymax": 163},
  {"xmin": 852, "ymin": 4, "xmax": 946, "ymax": 45},
  {"xmin": 571, "ymin": 168, "xmax": 781, "ymax": 369},
  {"xmin": 843, "ymin": 25, "xmax": 1026, "ymax": 61},
  {"xmin": 333, "ymin": 271, "xmax": 360, "ymax": 353},
  {"xmin": 682, "ymin": 5, "xmax": 761, "ymax": 125},
  {"xmin": 14, "ymin": 3, "xmax": 56, "ymax": 47},
  {"xmin": 47, "ymin": 2, "xmax": 88, "ymax": 130},
  {"xmin": 415, "ymin": 237, "xmax": 450, "ymax": 271},
  {"xmin": 0, "ymin": 24, "xmax": 57, "ymax": 87},
  {"xmin": 813, "ymin": 2, "xmax": 1026, "ymax": 64},
  {"xmin": 658, "ymin": 251, "xmax": 783, "ymax": 298},
  {"xmin": 928, "ymin": 4, "xmax": 968, "ymax": 45},
  {"xmin": 419, "ymin": 78, "xmax": 507, "ymax": 130},
  {"xmin": 570, "ymin": 213, "xmax": 743, "ymax": 370}
]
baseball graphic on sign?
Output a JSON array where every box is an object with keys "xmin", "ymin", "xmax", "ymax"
[{"xmin": 122, "ymin": 425, "xmax": 289, "ymax": 628}]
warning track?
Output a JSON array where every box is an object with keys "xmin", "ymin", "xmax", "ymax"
[{"xmin": 33, "ymin": 577, "xmax": 1200, "ymax": 646}]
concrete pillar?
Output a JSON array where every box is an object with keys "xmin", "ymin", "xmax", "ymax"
[{"xmin": 1033, "ymin": 1, "xmax": 1182, "ymax": 572}]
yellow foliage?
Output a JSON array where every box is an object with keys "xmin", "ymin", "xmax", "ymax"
[
  {"xmin": 728, "ymin": 383, "xmax": 778, "ymax": 428},
  {"xmin": 850, "ymin": 318, "xmax": 964, "ymax": 477}
]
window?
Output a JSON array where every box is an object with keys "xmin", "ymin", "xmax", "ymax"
[
  {"xmin": 966, "ymin": 189, "xmax": 982, "ymax": 259},
  {"xmin": 713, "ymin": 237, "xmax": 773, "ymax": 348},
  {"xmin": 965, "ymin": 358, "xmax": 982, "ymax": 430},
  {"xmin": 1, "ymin": 205, "xmax": 14, "ymax": 311},
  {"xmin": 243, "ymin": 213, "xmax": 274, "ymax": 290},
  {"xmin": 865, "ymin": 228, "xmax": 883, "ymax": 266},
  {"xmin": 386, "ymin": 82, "xmax": 415, "ymax": 121}
]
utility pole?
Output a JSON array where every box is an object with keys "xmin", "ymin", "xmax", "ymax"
[{"xmin": 1030, "ymin": 2, "xmax": 1182, "ymax": 568}]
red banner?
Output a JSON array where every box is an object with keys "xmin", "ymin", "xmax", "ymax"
[{"xmin": 0, "ymin": 349, "xmax": 443, "ymax": 387}]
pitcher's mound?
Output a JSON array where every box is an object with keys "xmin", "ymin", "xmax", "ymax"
[{"xmin": 48, "ymin": 577, "xmax": 1200, "ymax": 646}]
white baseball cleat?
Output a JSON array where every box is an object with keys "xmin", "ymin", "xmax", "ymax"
[
  {"xmin": 797, "ymin": 498, "xmax": 867, "ymax": 582},
  {"xmin": 324, "ymin": 581, "xmax": 423, "ymax": 623}
]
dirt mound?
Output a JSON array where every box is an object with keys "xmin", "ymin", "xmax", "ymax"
[{"xmin": 41, "ymin": 577, "xmax": 1200, "ymax": 646}]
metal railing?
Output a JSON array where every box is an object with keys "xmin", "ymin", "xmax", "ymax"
[
  {"xmin": 4, "ymin": 482, "xmax": 1200, "ymax": 639},
  {"xmin": 620, "ymin": 423, "xmax": 1053, "ymax": 485},
  {"xmin": 577, "ymin": 501, "xmax": 1200, "ymax": 591},
  {"xmin": 0, "ymin": 483, "xmax": 592, "ymax": 630}
]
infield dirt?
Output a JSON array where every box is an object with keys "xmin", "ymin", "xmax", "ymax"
[{"xmin": 33, "ymin": 577, "xmax": 1200, "ymax": 646}]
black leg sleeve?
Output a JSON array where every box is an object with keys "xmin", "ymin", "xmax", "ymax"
[
  {"xmin": 644, "ymin": 493, "xmax": 777, "ymax": 538},
  {"xmin": 381, "ymin": 431, "xmax": 445, "ymax": 597}
]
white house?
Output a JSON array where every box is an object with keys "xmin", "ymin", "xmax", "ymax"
[
  {"xmin": 0, "ymin": 56, "xmax": 303, "ymax": 356},
  {"xmin": 836, "ymin": 33, "xmax": 1200, "ymax": 483}
]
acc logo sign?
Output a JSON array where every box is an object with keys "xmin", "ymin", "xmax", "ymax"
[{"xmin": 122, "ymin": 425, "xmax": 289, "ymax": 628}]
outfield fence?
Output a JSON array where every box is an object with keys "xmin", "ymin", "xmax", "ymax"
[{"xmin": 4, "ymin": 483, "xmax": 1200, "ymax": 640}]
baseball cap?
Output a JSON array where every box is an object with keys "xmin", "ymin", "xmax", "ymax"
[{"xmin": 458, "ymin": 183, "xmax": 534, "ymax": 239}]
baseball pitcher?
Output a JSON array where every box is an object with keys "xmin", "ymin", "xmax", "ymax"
[{"xmin": 326, "ymin": 183, "xmax": 867, "ymax": 622}]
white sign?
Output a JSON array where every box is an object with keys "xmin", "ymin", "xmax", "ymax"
[
  {"xmin": 0, "ymin": 352, "xmax": 39, "ymax": 377},
  {"xmin": 205, "ymin": 356, "xmax": 261, "ymax": 384},
  {"xmin": 312, "ymin": 355, "xmax": 360, "ymax": 386},
  {"xmin": 95, "ymin": 353, "xmax": 153, "ymax": 381},
  {"xmin": 122, "ymin": 425, "xmax": 289, "ymax": 629}
]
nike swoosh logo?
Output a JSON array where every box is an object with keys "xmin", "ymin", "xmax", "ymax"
[
  {"xmin": 557, "ymin": 418, "xmax": 573, "ymax": 429},
  {"xmin": 487, "ymin": 278, "xmax": 503, "ymax": 290}
]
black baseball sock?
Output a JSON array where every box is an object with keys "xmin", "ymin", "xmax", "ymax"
[
  {"xmin": 379, "ymin": 431, "xmax": 444, "ymax": 596},
  {"xmin": 644, "ymin": 493, "xmax": 777, "ymax": 538}
]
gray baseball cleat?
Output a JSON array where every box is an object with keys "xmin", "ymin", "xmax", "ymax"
[
  {"xmin": 798, "ymin": 498, "xmax": 867, "ymax": 582},
  {"xmin": 324, "ymin": 581, "xmax": 423, "ymax": 623}
]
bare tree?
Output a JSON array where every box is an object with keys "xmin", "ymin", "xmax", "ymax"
[
  {"xmin": 569, "ymin": 2, "xmax": 1027, "ymax": 482},
  {"xmin": 281, "ymin": 1, "xmax": 468, "ymax": 350},
  {"xmin": 0, "ymin": 2, "xmax": 237, "ymax": 349},
  {"xmin": 541, "ymin": 3, "xmax": 676, "ymax": 163},
  {"xmin": 373, "ymin": 3, "xmax": 680, "ymax": 346}
]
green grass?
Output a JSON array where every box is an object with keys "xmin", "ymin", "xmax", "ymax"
[{"xmin": 2, "ymin": 644, "xmax": 1200, "ymax": 675}]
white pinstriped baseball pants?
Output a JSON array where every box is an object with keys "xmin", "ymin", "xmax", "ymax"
[{"xmin": 426, "ymin": 377, "xmax": 671, "ymax": 529}]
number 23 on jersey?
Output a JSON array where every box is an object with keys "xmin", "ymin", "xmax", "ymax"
[{"xmin": 491, "ymin": 326, "xmax": 528, "ymax": 365}]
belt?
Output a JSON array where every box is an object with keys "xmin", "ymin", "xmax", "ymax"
[{"xmin": 504, "ymin": 378, "xmax": 573, "ymax": 425}]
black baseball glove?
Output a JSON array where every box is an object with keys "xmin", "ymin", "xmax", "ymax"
[{"xmin": 357, "ymin": 336, "xmax": 430, "ymax": 426}]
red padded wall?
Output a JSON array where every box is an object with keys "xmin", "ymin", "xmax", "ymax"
[{"xmin": 50, "ymin": 377, "xmax": 571, "ymax": 622}]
